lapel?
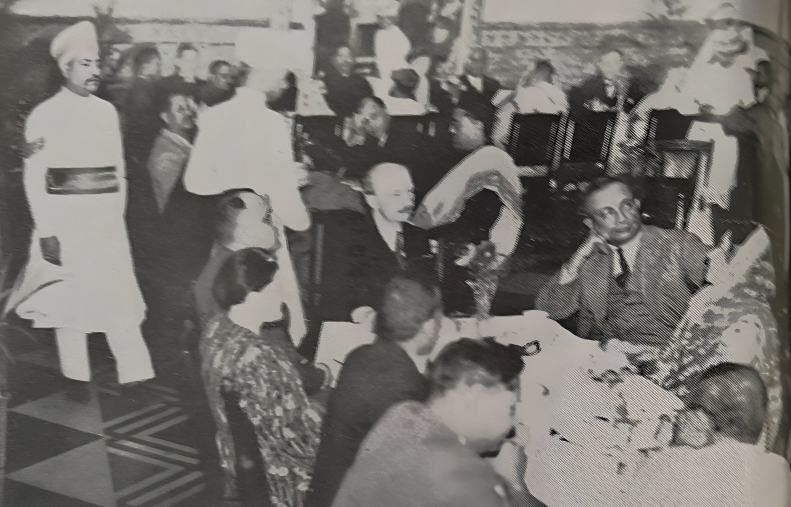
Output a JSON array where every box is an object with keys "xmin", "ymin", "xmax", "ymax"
[
  {"xmin": 362, "ymin": 209, "xmax": 400, "ymax": 268},
  {"xmin": 581, "ymin": 242, "xmax": 612, "ymax": 325}
]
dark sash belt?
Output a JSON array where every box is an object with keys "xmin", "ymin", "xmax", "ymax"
[{"xmin": 47, "ymin": 166, "xmax": 119, "ymax": 195}]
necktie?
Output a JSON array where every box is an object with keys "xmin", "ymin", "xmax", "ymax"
[
  {"xmin": 395, "ymin": 230, "xmax": 408, "ymax": 270},
  {"xmin": 615, "ymin": 247, "xmax": 630, "ymax": 289}
]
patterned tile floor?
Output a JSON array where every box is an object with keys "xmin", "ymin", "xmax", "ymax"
[{"xmin": 3, "ymin": 328, "xmax": 219, "ymax": 507}]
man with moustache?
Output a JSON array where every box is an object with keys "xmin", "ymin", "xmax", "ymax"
[
  {"xmin": 12, "ymin": 21, "xmax": 154, "ymax": 398},
  {"xmin": 536, "ymin": 176, "xmax": 710, "ymax": 372},
  {"xmin": 321, "ymin": 163, "xmax": 432, "ymax": 320}
]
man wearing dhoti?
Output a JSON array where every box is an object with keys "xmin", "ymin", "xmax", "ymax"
[{"xmin": 11, "ymin": 21, "xmax": 154, "ymax": 390}]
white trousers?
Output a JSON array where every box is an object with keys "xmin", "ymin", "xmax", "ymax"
[{"xmin": 55, "ymin": 327, "xmax": 155, "ymax": 384}]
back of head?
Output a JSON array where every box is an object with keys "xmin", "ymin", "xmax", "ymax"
[
  {"xmin": 214, "ymin": 189, "xmax": 260, "ymax": 244},
  {"xmin": 209, "ymin": 59, "xmax": 231, "ymax": 75},
  {"xmin": 533, "ymin": 60, "xmax": 555, "ymax": 83},
  {"xmin": 455, "ymin": 94, "xmax": 495, "ymax": 141},
  {"xmin": 133, "ymin": 44, "xmax": 161, "ymax": 77},
  {"xmin": 213, "ymin": 247, "xmax": 278, "ymax": 311},
  {"xmin": 691, "ymin": 362, "xmax": 768, "ymax": 445},
  {"xmin": 375, "ymin": 275, "xmax": 441, "ymax": 343},
  {"xmin": 427, "ymin": 338, "xmax": 524, "ymax": 397}
]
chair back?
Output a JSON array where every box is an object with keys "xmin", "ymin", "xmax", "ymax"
[
  {"xmin": 563, "ymin": 111, "xmax": 617, "ymax": 165},
  {"xmin": 507, "ymin": 113, "xmax": 565, "ymax": 169},
  {"xmin": 221, "ymin": 389, "xmax": 272, "ymax": 507},
  {"xmin": 648, "ymin": 109, "xmax": 699, "ymax": 142}
]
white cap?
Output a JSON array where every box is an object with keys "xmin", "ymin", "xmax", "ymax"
[
  {"xmin": 375, "ymin": 0, "xmax": 400, "ymax": 18},
  {"xmin": 50, "ymin": 21, "xmax": 99, "ymax": 71},
  {"xmin": 707, "ymin": 3, "xmax": 743, "ymax": 22},
  {"xmin": 235, "ymin": 28, "xmax": 290, "ymax": 71}
]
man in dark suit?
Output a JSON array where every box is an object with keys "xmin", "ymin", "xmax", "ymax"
[
  {"xmin": 318, "ymin": 163, "xmax": 433, "ymax": 320},
  {"xmin": 344, "ymin": 96, "xmax": 436, "ymax": 197},
  {"xmin": 322, "ymin": 45, "xmax": 374, "ymax": 118},
  {"xmin": 306, "ymin": 275, "xmax": 443, "ymax": 507},
  {"xmin": 331, "ymin": 338, "xmax": 524, "ymax": 507},
  {"xmin": 568, "ymin": 49, "xmax": 649, "ymax": 116},
  {"xmin": 456, "ymin": 47, "xmax": 501, "ymax": 109}
]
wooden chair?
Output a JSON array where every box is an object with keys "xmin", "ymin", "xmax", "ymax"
[
  {"xmin": 642, "ymin": 139, "xmax": 714, "ymax": 230},
  {"xmin": 556, "ymin": 111, "xmax": 617, "ymax": 184},
  {"xmin": 506, "ymin": 112, "xmax": 566, "ymax": 172}
]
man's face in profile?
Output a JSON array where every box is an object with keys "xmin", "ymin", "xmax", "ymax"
[
  {"xmin": 465, "ymin": 49, "xmax": 487, "ymax": 77},
  {"xmin": 332, "ymin": 46, "xmax": 354, "ymax": 77},
  {"xmin": 359, "ymin": 99, "xmax": 388, "ymax": 138},
  {"xmin": 210, "ymin": 64, "xmax": 234, "ymax": 91}
]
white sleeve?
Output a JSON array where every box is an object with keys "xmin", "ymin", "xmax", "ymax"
[
  {"xmin": 267, "ymin": 118, "xmax": 311, "ymax": 232},
  {"xmin": 23, "ymin": 111, "xmax": 59, "ymax": 238},
  {"xmin": 490, "ymin": 204, "xmax": 522, "ymax": 257},
  {"xmin": 183, "ymin": 114, "xmax": 221, "ymax": 195},
  {"xmin": 110, "ymin": 108, "xmax": 128, "ymax": 215}
]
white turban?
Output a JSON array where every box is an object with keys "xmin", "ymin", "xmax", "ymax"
[
  {"xmin": 50, "ymin": 21, "xmax": 99, "ymax": 73},
  {"xmin": 235, "ymin": 28, "xmax": 292, "ymax": 71}
]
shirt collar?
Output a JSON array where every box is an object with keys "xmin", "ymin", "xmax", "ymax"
[{"xmin": 372, "ymin": 208, "xmax": 402, "ymax": 251}]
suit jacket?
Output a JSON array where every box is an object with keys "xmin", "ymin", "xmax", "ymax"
[
  {"xmin": 536, "ymin": 225, "xmax": 709, "ymax": 346},
  {"xmin": 322, "ymin": 68, "xmax": 374, "ymax": 118},
  {"xmin": 306, "ymin": 341, "xmax": 430, "ymax": 507},
  {"xmin": 568, "ymin": 71, "xmax": 649, "ymax": 116},
  {"xmin": 459, "ymin": 74, "xmax": 501, "ymax": 105},
  {"xmin": 348, "ymin": 211, "xmax": 433, "ymax": 312},
  {"xmin": 343, "ymin": 120, "xmax": 434, "ymax": 194},
  {"xmin": 331, "ymin": 401, "xmax": 510, "ymax": 507}
]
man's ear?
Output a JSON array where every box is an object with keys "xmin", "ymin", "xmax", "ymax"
[
  {"xmin": 160, "ymin": 112, "xmax": 168, "ymax": 125},
  {"xmin": 634, "ymin": 198, "xmax": 641, "ymax": 210},
  {"xmin": 364, "ymin": 193, "xmax": 377, "ymax": 210},
  {"xmin": 584, "ymin": 218, "xmax": 594, "ymax": 231}
]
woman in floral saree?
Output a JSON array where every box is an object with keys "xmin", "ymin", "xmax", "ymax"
[
  {"xmin": 200, "ymin": 248, "xmax": 324, "ymax": 506},
  {"xmin": 653, "ymin": 226, "xmax": 785, "ymax": 452}
]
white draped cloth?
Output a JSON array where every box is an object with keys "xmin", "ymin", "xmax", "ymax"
[{"xmin": 12, "ymin": 88, "xmax": 146, "ymax": 333}]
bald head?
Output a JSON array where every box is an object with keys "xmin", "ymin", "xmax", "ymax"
[
  {"xmin": 363, "ymin": 164, "xmax": 415, "ymax": 223},
  {"xmin": 690, "ymin": 363, "xmax": 768, "ymax": 445}
]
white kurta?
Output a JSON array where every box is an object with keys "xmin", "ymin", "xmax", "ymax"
[
  {"xmin": 184, "ymin": 87, "xmax": 310, "ymax": 343},
  {"xmin": 14, "ymin": 88, "xmax": 146, "ymax": 333},
  {"xmin": 374, "ymin": 25, "xmax": 411, "ymax": 82}
]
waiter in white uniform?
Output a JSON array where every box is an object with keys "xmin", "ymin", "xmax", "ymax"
[
  {"xmin": 184, "ymin": 28, "xmax": 311, "ymax": 344},
  {"xmin": 13, "ymin": 22, "xmax": 154, "ymax": 386}
]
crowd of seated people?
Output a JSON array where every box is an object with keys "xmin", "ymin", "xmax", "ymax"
[{"xmin": 7, "ymin": 5, "xmax": 789, "ymax": 507}]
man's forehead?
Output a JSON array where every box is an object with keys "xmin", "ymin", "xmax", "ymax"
[
  {"xmin": 371, "ymin": 166, "xmax": 412, "ymax": 192},
  {"xmin": 589, "ymin": 183, "xmax": 633, "ymax": 207}
]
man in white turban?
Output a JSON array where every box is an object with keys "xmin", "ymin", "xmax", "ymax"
[
  {"xmin": 11, "ymin": 21, "xmax": 155, "ymax": 398},
  {"xmin": 184, "ymin": 28, "xmax": 311, "ymax": 344}
]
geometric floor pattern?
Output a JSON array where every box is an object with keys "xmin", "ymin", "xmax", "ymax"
[{"xmin": 4, "ymin": 332, "xmax": 214, "ymax": 507}]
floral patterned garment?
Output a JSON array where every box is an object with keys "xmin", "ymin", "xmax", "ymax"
[
  {"xmin": 199, "ymin": 314, "xmax": 323, "ymax": 506},
  {"xmin": 652, "ymin": 227, "xmax": 784, "ymax": 451}
]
